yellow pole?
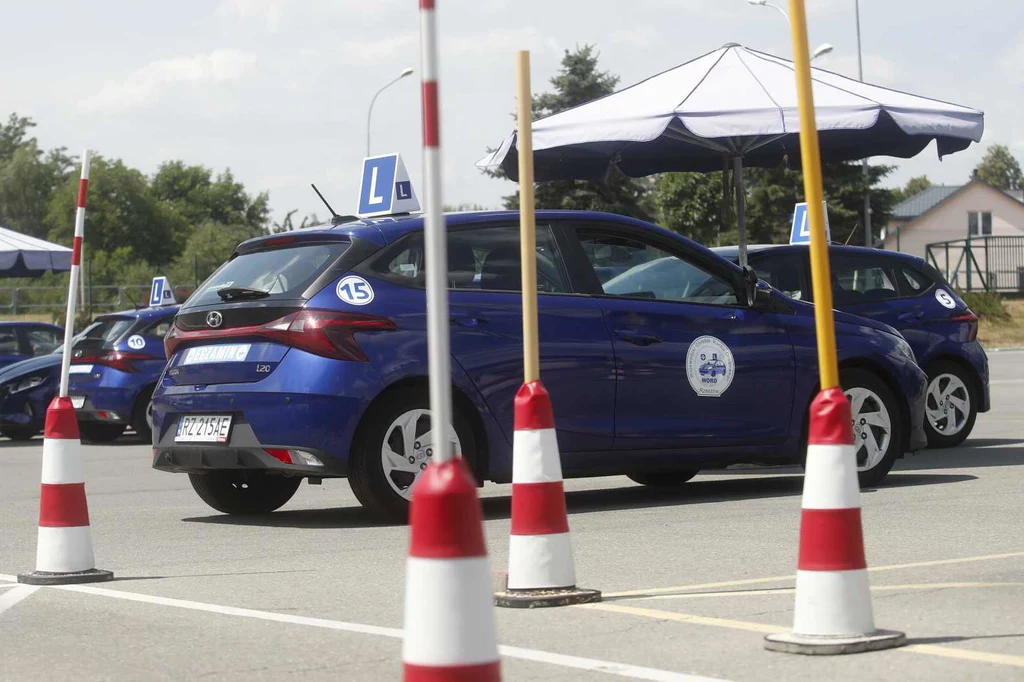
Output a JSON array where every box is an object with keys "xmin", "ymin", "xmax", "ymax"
[
  {"xmin": 787, "ymin": 0, "xmax": 839, "ymax": 389},
  {"xmin": 516, "ymin": 51, "xmax": 540, "ymax": 383}
]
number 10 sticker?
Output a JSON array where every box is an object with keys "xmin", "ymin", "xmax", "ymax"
[{"xmin": 336, "ymin": 275, "xmax": 375, "ymax": 306}]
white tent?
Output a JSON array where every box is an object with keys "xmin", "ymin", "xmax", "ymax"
[
  {"xmin": 479, "ymin": 44, "xmax": 984, "ymax": 263},
  {"xmin": 0, "ymin": 226, "xmax": 72, "ymax": 277}
]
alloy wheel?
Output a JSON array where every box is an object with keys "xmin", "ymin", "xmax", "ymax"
[
  {"xmin": 844, "ymin": 386, "xmax": 892, "ymax": 472},
  {"xmin": 380, "ymin": 409, "xmax": 461, "ymax": 501},
  {"xmin": 926, "ymin": 373, "xmax": 970, "ymax": 437}
]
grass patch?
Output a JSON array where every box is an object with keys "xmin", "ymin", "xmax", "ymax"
[
  {"xmin": 959, "ymin": 290, "xmax": 1011, "ymax": 322},
  {"xmin": 978, "ymin": 299, "xmax": 1024, "ymax": 349}
]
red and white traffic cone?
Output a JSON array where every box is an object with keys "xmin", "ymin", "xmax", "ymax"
[
  {"xmin": 402, "ymin": 458, "xmax": 501, "ymax": 681},
  {"xmin": 765, "ymin": 387, "xmax": 903, "ymax": 654},
  {"xmin": 18, "ymin": 397, "xmax": 112, "ymax": 585},
  {"xmin": 494, "ymin": 381, "xmax": 600, "ymax": 607}
]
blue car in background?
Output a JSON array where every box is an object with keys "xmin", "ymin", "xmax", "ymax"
[
  {"xmin": 152, "ymin": 210, "xmax": 928, "ymax": 519},
  {"xmin": 715, "ymin": 244, "xmax": 989, "ymax": 448},
  {"xmin": 68, "ymin": 306, "xmax": 178, "ymax": 443},
  {"xmin": 0, "ymin": 351, "xmax": 62, "ymax": 440},
  {"xmin": 0, "ymin": 321, "xmax": 64, "ymax": 369}
]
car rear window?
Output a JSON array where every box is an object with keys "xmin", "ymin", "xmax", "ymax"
[
  {"xmin": 80, "ymin": 317, "xmax": 134, "ymax": 350},
  {"xmin": 188, "ymin": 242, "xmax": 349, "ymax": 307}
]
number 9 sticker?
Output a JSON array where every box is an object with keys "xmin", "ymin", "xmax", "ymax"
[{"xmin": 336, "ymin": 275, "xmax": 375, "ymax": 306}]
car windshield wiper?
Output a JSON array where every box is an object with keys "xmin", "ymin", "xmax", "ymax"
[{"xmin": 216, "ymin": 286, "xmax": 271, "ymax": 301}]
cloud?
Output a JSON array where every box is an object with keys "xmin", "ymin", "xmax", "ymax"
[
  {"xmin": 79, "ymin": 50, "xmax": 258, "ymax": 114},
  {"xmin": 1000, "ymin": 32, "xmax": 1024, "ymax": 79},
  {"xmin": 609, "ymin": 27, "xmax": 661, "ymax": 48},
  {"xmin": 216, "ymin": 0, "xmax": 401, "ymax": 32},
  {"xmin": 443, "ymin": 27, "xmax": 561, "ymax": 58},
  {"xmin": 818, "ymin": 53, "xmax": 896, "ymax": 85},
  {"xmin": 337, "ymin": 33, "xmax": 418, "ymax": 67}
]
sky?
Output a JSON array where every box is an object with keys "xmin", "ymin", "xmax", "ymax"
[{"xmin": 2, "ymin": 0, "xmax": 1022, "ymax": 227}]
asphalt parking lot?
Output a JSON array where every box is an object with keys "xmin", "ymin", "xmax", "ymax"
[{"xmin": 1, "ymin": 351, "xmax": 1022, "ymax": 681}]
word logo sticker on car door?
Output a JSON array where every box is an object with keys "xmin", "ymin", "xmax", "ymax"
[
  {"xmin": 686, "ymin": 335, "xmax": 735, "ymax": 397},
  {"xmin": 935, "ymin": 288, "xmax": 957, "ymax": 309},
  {"xmin": 336, "ymin": 275, "xmax": 375, "ymax": 306}
]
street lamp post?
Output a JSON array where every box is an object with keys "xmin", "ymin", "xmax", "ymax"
[
  {"xmin": 855, "ymin": 0, "xmax": 872, "ymax": 247},
  {"xmin": 746, "ymin": 1, "xmax": 833, "ymax": 61},
  {"xmin": 366, "ymin": 67, "xmax": 414, "ymax": 157}
]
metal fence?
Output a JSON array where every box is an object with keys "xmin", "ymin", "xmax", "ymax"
[
  {"xmin": 0, "ymin": 284, "xmax": 193, "ymax": 318},
  {"xmin": 925, "ymin": 236, "xmax": 1024, "ymax": 293}
]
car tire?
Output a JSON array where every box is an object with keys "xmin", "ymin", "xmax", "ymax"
[
  {"xmin": 627, "ymin": 470, "xmax": 698, "ymax": 487},
  {"xmin": 131, "ymin": 387, "xmax": 155, "ymax": 444},
  {"xmin": 188, "ymin": 472, "xmax": 301, "ymax": 515},
  {"xmin": 923, "ymin": 360, "xmax": 977, "ymax": 449},
  {"xmin": 79, "ymin": 422, "xmax": 126, "ymax": 443},
  {"xmin": 840, "ymin": 368, "xmax": 902, "ymax": 488},
  {"xmin": 2, "ymin": 426, "xmax": 38, "ymax": 441},
  {"xmin": 349, "ymin": 386, "xmax": 477, "ymax": 522}
]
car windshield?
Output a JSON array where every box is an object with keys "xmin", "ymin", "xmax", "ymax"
[
  {"xmin": 79, "ymin": 317, "xmax": 135, "ymax": 350},
  {"xmin": 603, "ymin": 257, "xmax": 737, "ymax": 304},
  {"xmin": 188, "ymin": 242, "xmax": 349, "ymax": 307}
]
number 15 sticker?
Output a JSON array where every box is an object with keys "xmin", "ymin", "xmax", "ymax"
[{"xmin": 336, "ymin": 275, "xmax": 375, "ymax": 306}]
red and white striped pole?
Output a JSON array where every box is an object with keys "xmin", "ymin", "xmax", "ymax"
[
  {"xmin": 20, "ymin": 150, "xmax": 112, "ymax": 586},
  {"xmin": 59, "ymin": 150, "xmax": 90, "ymax": 398},
  {"xmin": 402, "ymin": 3, "xmax": 500, "ymax": 680}
]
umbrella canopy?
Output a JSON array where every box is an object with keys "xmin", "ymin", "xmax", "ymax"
[
  {"xmin": 478, "ymin": 43, "xmax": 984, "ymax": 181},
  {"xmin": 0, "ymin": 226, "xmax": 72, "ymax": 277}
]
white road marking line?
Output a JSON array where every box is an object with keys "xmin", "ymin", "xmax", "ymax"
[
  {"xmin": 636, "ymin": 582, "xmax": 1024, "ymax": 602},
  {"xmin": 0, "ymin": 585, "xmax": 39, "ymax": 615},
  {"xmin": 579, "ymin": 603, "xmax": 1024, "ymax": 669},
  {"xmin": 989, "ymin": 379, "xmax": 1024, "ymax": 384},
  {"xmin": 605, "ymin": 551, "xmax": 1024, "ymax": 599},
  {"xmin": 9, "ymin": 580, "xmax": 726, "ymax": 682}
]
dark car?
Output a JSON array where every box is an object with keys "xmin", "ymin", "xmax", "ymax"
[
  {"xmin": 715, "ymin": 244, "xmax": 989, "ymax": 448},
  {"xmin": 0, "ymin": 322, "xmax": 64, "ymax": 369},
  {"xmin": 151, "ymin": 210, "xmax": 927, "ymax": 519},
  {"xmin": 68, "ymin": 306, "xmax": 178, "ymax": 443}
]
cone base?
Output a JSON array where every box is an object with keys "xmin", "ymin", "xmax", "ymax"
[
  {"xmin": 495, "ymin": 586, "xmax": 601, "ymax": 609},
  {"xmin": 764, "ymin": 629, "xmax": 905, "ymax": 655},
  {"xmin": 18, "ymin": 568, "xmax": 113, "ymax": 586}
]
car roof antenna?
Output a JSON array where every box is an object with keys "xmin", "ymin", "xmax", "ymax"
[{"xmin": 311, "ymin": 183, "xmax": 358, "ymax": 226}]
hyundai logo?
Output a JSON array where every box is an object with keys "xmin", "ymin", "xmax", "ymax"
[{"xmin": 206, "ymin": 311, "xmax": 223, "ymax": 328}]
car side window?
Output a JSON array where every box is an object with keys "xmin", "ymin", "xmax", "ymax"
[
  {"xmin": 831, "ymin": 256, "xmax": 898, "ymax": 305},
  {"xmin": 0, "ymin": 329, "xmax": 20, "ymax": 355},
  {"xmin": 750, "ymin": 254, "xmax": 805, "ymax": 301},
  {"xmin": 145, "ymin": 320, "xmax": 173, "ymax": 339},
  {"xmin": 895, "ymin": 264, "xmax": 933, "ymax": 297},
  {"xmin": 369, "ymin": 224, "xmax": 570, "ymax": 294},
  {"xmin": 577, "ymin": 231, "xmax": 738, "ymax": 305},
  {"xmin": 25, "ymin": 328, "xmax": 61, "ymax": 355}
]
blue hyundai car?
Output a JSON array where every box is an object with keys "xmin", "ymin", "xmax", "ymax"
[
  {"xmin": 151, "ymin": 210, "xmax": 927, "ymax": 519},
  {"xmin": 68, "ymin": 305, "xmax": 179, "ymax": 443},
  {"xmin": 715, "ymin": 244, "xmax": 989, "ymax": 448}
]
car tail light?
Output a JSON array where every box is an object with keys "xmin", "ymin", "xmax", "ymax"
[
  {"xmin": 73, "ymin": 351, "xmax": 154, "ymax": 373},
  {"xmin": 264, "ymin": 448, "xmax": 293, "ymax": 464},
  {"xmin": 263, "ymin": 448, "xmax": 323, "ymax": 467},
  {"xmin": 950, "ymin": 309, "xmax": 979, "ymax": 342},
  {"xmin": 165, "ymin": 310, "xmax": 396, "ymax": 361}
]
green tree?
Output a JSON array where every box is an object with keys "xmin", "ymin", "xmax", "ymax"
[
  {"xmin": 487, "ymin": 45, "xmax": 653, "ymax": 220},
  {"xmin": 45, "ymin": 156, "xmax": 185, "ymax": 268},
  {"xmin": 895, "ymin": 175, "xmax": 932, "ymax": 203},
  {"xmin": 151, "ymin": 161, "xmax": 270, "ymax": 243},
  {"xmin": 972, "ymin": 144, "xmax": 1023, "ymax": 190},
  {"xmin": 0, "ymin": 114, "xmax": 73, "ymax": 237},
  {"xmin": 653, "ymin": 172, "xmax": 729, "ymax": 245}
]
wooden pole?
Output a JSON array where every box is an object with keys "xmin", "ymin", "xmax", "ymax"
[
  {"xmin": 516, "ymin": 51, "xmax": 540, "ymax": 384},
  {"xmin": 787, "ymin": 0, "xmax": 839, "ymax": 390}
]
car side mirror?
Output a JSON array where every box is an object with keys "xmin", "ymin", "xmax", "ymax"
[{"xmin": 741, "ymin": 265, "xmax": 771, "ymax": 309}]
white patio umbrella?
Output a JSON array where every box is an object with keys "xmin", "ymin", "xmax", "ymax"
[
  {"xmin": 478, "ymin": 43, "xmax": 984, "ymax": 265},
  {"xmin": 0, "ymin": 225, "xmax": 73, "ymax": 277}
]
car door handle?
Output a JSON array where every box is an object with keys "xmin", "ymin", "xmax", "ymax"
[
  {"xmin": 451, "ymin": 315, "xmax": 486, "ymax": 328},
  {"xmin": 614, "ymin": 329, "xmax": 661, "ymax": 346},
  {"xmin": 897, "ymin": 312, "xmax": 924, "ymax": 323}
]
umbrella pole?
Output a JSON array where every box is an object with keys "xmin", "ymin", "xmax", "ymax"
[{"xmin": 733, "ymin": 157, "xmax": 748, "ymax": 268}]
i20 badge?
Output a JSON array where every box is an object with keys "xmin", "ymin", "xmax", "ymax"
[{"xmin": 686, "ymin": 335, "xmax": 735, "ymax": 397}]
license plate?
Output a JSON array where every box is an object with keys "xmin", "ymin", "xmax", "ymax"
[
  {"xmin": 69, "ymin": 365, "xmax": 93, "ymax": 374},
  {"xmin": 175, "ymin": 415, "xmax": 233, "ymax": 443},
  {"xmin": 70, "ymin": 396, "xmax": 85, "ymax": 409},
  {"xmin": 181, "ymin": 344, "xmax": 251, "ymax": 366}
]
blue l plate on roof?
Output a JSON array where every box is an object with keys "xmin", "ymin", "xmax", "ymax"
[
  {"xmin": 149, "ymin": 276, "xmax": 176, "ymax": 307},
  {"xmin": 789, "ymin": 201, "xmax": 832, "ymax": 245},
  {"xmin": 357, "ymin": 154, "xmax": 421, "ymax": 218}
]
